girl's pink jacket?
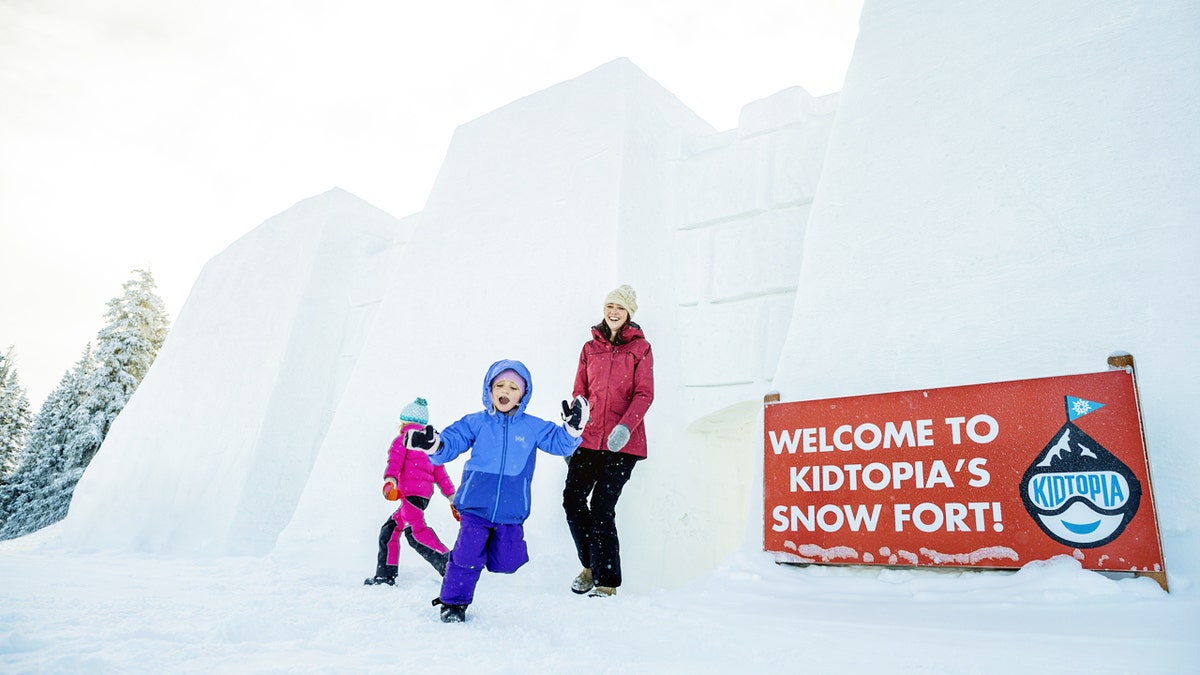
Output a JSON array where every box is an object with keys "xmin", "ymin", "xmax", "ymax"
[{"xmin": 385, "ymin": 422, "xmax": 455, "ymax": 499}]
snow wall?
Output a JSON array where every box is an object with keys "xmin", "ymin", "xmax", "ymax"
[
  {"xmin": 63, "ymin": 0, "xmax": 1200, "ymax": 591},
  {"xmin": 64, "ymin": 58, "xmax": 835, "ymax": 590},
  {"xmin": 772, "ymin": 0, "xmax": 1200, "ymax": 582},
  {"xmin": 65, "ymin": 190, "xmax": 407, "ymax": 554}
]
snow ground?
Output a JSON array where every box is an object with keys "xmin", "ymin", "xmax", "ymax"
[{"xmin": 1, "ymin": 528, "xmax": 1195, "ymax": 673}]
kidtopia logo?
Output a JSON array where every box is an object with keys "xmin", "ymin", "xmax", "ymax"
[{"xmin": 1019, "ymin": 396, "xmax": 1142, "ymax": 548}]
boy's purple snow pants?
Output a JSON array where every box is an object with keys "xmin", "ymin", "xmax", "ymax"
[{"xmin": 439, "ymin": 511, "xmax": 529, "ymax": 606}]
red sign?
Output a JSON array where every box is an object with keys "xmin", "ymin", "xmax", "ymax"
[{"xmin": 763, "ymin": 368, "xmax": 1165, "ymax": 580}]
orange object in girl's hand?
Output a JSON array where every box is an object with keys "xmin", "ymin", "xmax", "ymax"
[{"xmin": 382, "ymin": 480, "xmax": 400, "ymax": 501}]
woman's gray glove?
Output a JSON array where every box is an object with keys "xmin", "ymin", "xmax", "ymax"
[{"xmin": 606, "ymin": 424, "xmax": 630, "ymax": 452}]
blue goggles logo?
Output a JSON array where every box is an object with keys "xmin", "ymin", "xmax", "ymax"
[
  {"xmin": 1019, "ymin": 397, "xmax": 1141, "ymax": 548},
  {"xmin": 1026, "ymin": 471, "xmax": 1131, "ymax": 512}
]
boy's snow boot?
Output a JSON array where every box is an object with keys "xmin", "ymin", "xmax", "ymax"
[
  {"xmin": 363, "ymin": 575, "xmax": 396, "ymax": 586},
  {"xmin": 571, "ymin": 567, "xmax": 593, "ymax": 594},
  {"xmin": 432, "ymin": 597, "xmax": 468, "ymax": 623},
  {"xmin": 440, "ymin": 604, "xmax": 467, "ymax": 623},
  {"xmin": 588, "ymin": 585, "xmax": 616, "ymax": 598}
]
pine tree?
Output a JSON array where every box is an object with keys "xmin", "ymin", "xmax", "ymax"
[
  {"xmin": 72, "ymin": 269, "xmax": 171, "ymax": 468},
  {"xmin": 0, "ymin": 347, "xmax": 33, "ymax": 483},
  {"xmin": 0, "ymin": 269, "xmax": 170, "ymax": 539},
  {"xmin": 0, "ymin": 347, "xmax": 94, "ymax": 537}
]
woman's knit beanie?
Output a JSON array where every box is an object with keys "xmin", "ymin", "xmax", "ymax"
[
  {"xmin": 399, "ymin": 397, "xmax": 429, "ymax": 426},
  {"xmin": 604, "ymin": 284, "xmax": 638, "ymax": 317}
]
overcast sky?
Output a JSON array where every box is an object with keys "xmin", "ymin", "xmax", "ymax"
[{"xmin": 1, "ymin": 0, "xmax": 862, "ymax": 407}]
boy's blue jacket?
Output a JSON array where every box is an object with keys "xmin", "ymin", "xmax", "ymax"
[{"xmin": 429, "ymin": 359, "xmax": 581, "ymax": 524}]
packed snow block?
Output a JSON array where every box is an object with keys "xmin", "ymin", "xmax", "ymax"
[
  {"xmin": 768, "ymin": 123, "xmax": 835, "ymax": 206},
  {"xmin": 709, "ymin": 207, "xmax": 808, "ymax": 301},
  {"xmin": 738, "ymin": 88, "xmax": 838, "ymax": 207},
  {"xmin": 675, "ymin": 89, "xmax": 835, "ymax": 226},
  {"xmin": 737, "ymin": 86, "xmax": 839, "ymax": 139},
  {"xmin": 673, "ymin": 289, "xmax": 793, "ymax": 421},
  {"xmin": 681, "ymin": 381, "xmax": 765, "ymax": 424},
  {"xmin": 274, "ymin": 58, "xmax": 716, "ymax": 564},
  {"xmin": 682, "ymin": 128, "xmax": 738, "ymax": 155},
  {"xmin": 774, "ymin": 0, "xmax": 1200, "ymax": 553},
  {"xmin": 677, "ymin": 138, "xmax": 772, "ymax": 227},
  {"xmin": 64, "ymin": 189, "xmax": 403, "ymax": 556},
  {"xmin": 678, "ymin": 302, "xmax": 763, "ymax": 387},
  {"xmin": 761, "ymin": 293, "xmax": 794, "ymax": 382},
  {"xmin": 672, "ymin": 228, "xmax": 708, "ymax": 306}
]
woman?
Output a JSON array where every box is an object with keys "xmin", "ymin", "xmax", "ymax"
[{"xmin": 562, "ymin": 284, "xmax": 654, "ymax": 597}]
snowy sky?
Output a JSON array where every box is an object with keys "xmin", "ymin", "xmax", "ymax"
[{"xmin": 0, "ymin": 0, "xmax": 862, "ymax": 408}]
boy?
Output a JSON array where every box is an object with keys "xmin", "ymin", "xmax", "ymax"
[{"xmin": 405, "ymin": 358, "xmax": 589, "ymax": 622}]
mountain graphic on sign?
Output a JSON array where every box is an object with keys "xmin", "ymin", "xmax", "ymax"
[{"xmin": 1019, "ymin": 420, "xmax": 1141, "ymax": 548}]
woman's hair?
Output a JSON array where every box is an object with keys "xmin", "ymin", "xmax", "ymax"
[{"xmin": 594, "ymin": 319, "xmax": 640, "ymax": 344}]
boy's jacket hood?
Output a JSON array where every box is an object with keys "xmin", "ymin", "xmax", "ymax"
[{"xmin": 482, "ymin": 359, "xmax": 533, "ymax": 415}]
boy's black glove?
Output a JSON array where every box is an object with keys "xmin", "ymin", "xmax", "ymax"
[
  {"xmin": 404, "ymin": 424, "xmax": 442, "ymax": 454},
  {"xmin": 560, "ymin": 395, "xmax": 590, "ymax": 438}
]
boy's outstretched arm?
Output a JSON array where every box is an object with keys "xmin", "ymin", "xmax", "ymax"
[
  {"xmin": 538, "ymin": 416, "xmax": 585, "ymax": 457},
  {"xmin": 423, "ymin": 414, "xmax": 479, "ymax": 465}
]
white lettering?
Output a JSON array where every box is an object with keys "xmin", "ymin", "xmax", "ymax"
[
  {"xmin": 917, "ymin": 419, "xmax": 934, "ymax": 446},
  {"xmin": 884, "ymin": 421, "xmax": 916, "ymax": 448},
  {"xmin": 769, "ymin": 429, "xmax": 802, "ymax": 454},
  {"xmin": 771, "ymin": 505, "xmax": 789, "ymax": 531},
  {"xmin": 912, "ymin": 503, "xmax": 944, "ymax": 532},
  {"xmin": 772, "ymin": 504, "xmax": 883, "ymax": 532},
  {"xmin": 891, "ymin": 461, "xmax": 914, "ymax": 489},
  {"xmin": 833, "ymin": 425, "xmax": 854, "ymax": 451},
  {"xmin": 803, "ymin": 428, "xmax": 818, "ymax": 453},
  {"xmin": 817, "ymin": 504, "xmax": 844, "ymax": 532},
  {"xmin": 926, "ymin": 460, "xmax": 954, "ymax": 488},
  {"xmin": 862, "ymin": 462, "xmax": 890, "ymax": 490},
  {"xmin": 790, "ymin": 466, "xmax": 811, "ymax": 492},
  {"xmin": 855, "ymin": 423, "xmax": 882, "ymax": 451},
  {"xmin": 967, "ymin": 457, "xmax": 989, "ymax": 487},
  {"xmin": 821, "ymin": 465, "xmax": 845, "ymax": 491},
  {"xmin": 967, "ymin": 414, "xmax": 999, "ymax": 444},
  {"xmin": 945, "ymin": 417, "xmax": 966, "ymax": 444}
]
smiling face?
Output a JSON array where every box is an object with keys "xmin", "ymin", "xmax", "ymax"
[
  {"xmin": 603, "ymin": 302, "xmax": 629, "ymax": 336},
  {"xmin": 490, "ymin": 378, "xmax": 524, "ymax": 413}
]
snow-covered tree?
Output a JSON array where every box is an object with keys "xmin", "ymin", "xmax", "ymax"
[
  {"xmin": 0, "ymin": 347, "xmax": 33, "ymax": 482},
  {"xmin": 0, "ymin": 269, "xmax": 170, "ymax": 539},
  {"xmin": 72, "ymin": 269, "xmax": 171, "ymax": 467},
  {"xmin": 0, "ymin": 347, "xmax": 94, "ymax": 538}
]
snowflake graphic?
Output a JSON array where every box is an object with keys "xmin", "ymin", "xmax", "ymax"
[{"xmin": 1071, "ymin": 399, "xmax": 1093, "ymax": 416}]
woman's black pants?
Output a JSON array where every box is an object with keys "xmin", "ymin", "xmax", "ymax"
[{"xmin": 562, "ymin": 448, "xmax": 639, "ymax": 588}]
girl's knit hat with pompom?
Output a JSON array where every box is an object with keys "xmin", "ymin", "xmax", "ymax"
[{"xmin": 399, "ymin": 397, "xmax": 429, "ymax": 426}]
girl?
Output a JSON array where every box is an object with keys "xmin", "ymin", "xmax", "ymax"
[{"xmin": 364, "ymin": 397, "xmax": 457, "ymax": 586}]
